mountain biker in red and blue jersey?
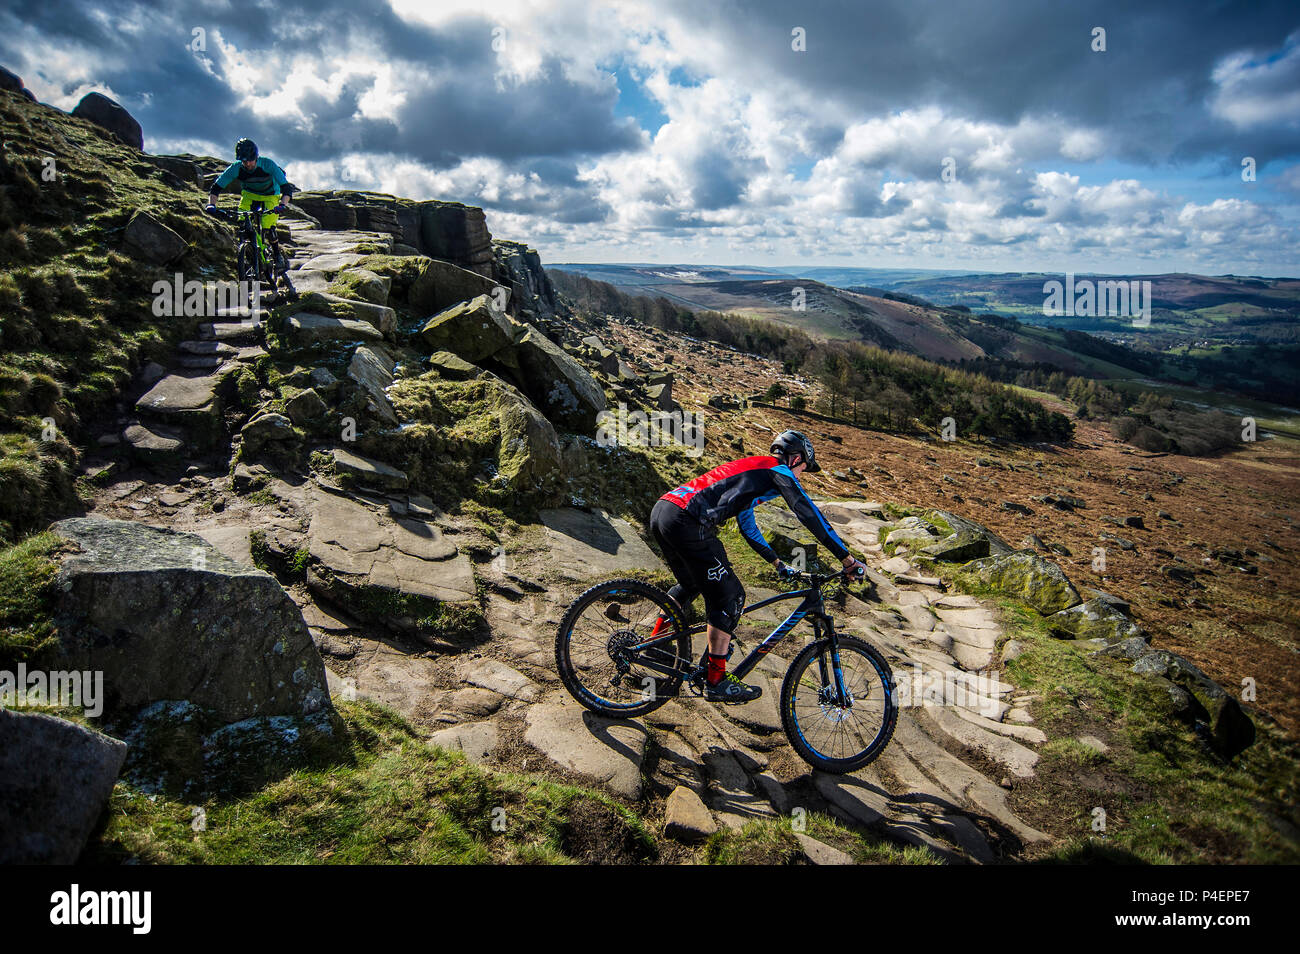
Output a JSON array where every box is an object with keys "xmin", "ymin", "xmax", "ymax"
[{"xmin": 649, "ymin": 430, "xmax": 868, "ymax": 703}]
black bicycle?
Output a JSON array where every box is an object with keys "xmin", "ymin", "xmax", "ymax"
[
  {"xmin": 555, "ymin": 569, "xmax": 898, "ymax": 774},
  {"xmin": 206, "ymin": 202, "xmax": 297, "ymax": 308}
]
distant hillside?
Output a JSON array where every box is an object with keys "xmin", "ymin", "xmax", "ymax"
[
  {"xmin": 549, "ymin": 263, "xmax": 1171, "ymax": 376},
  {"xmin": 556, "ymin": 262, "xmax": 1300, "ymax": 413},
  {"xmin": 549, "ymin": 267, "xmax": 1300, "ymax": 452},
  {"xmin": 880, "ymin": 271, "xmax": 1300, "ymax": 345},
  {"xmin": 549, "ymin": 268, "xmax": 1074, "ymax": 444}
]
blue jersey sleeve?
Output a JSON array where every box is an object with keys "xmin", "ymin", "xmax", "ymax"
[
  {"xmin": 736, "ymin": 503, "xmax": 777, "ymax": 563},
  {"xmin": 771, "ymin": 465, "xmax": 851, "ymax": 561}
]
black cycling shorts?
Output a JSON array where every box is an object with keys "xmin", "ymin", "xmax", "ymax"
[{"xmin": 649, "ymin": 498, "xmax": 745, "ymax": 633}]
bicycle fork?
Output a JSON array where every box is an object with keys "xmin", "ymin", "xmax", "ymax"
[{"xmin": 815, "ymin": 624, "xmax": 852, "ymax": 707}]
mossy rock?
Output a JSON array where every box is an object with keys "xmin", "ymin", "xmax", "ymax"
[
  {"xmin": 309, "ymin": 565, "xmax": 484, "ymax": 649},
  {"xmin": 116, "ymin": 699, "xmax": 346, "ymax": 797},
  {"xmin": 920, "ymin": 528, "xmax": 989, "ymax": 563},
  {"xmin": 959, "ymin": 550, "xmax": 1082, "ymax": 615},
  {"xmin": 1129, "ymin": 649, "xmax": 1256, "ymax": 758},
  {"xmin": 387, "ymin": 373, "xmax": 561, "ymax": 505},
  {"xmin": 327, "ymin": 268, "xmax": 391, "ymax": 306},
  {"xmin": 1047, "ymin": 597, "xmax": 1142, "ymax": 643}
]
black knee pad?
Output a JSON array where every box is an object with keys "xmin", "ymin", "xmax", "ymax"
[{"xmin": 707, "ymin": 577, "xmax": 746, "ymax": 633}]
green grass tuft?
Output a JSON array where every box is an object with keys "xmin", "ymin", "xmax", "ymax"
[{"xmin": 87, "ymin": 700, "xmax": 658, "ymax": 865}]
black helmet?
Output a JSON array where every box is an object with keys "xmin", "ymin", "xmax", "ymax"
[
  {"xmin": 770, "ymin": 429, "xmax": 819, "ymax": 472},
  {"xmin": 235, "ymin": 138, "xmax": 258, "ymax": 161}
]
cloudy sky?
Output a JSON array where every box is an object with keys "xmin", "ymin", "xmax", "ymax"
[{"xmin": 5, "ymin": 0, "xmax": 1300, "ymax": 274}]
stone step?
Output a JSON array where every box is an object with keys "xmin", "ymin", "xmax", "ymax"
[
  {"xmin": 893, "ymin": 714, "xmax": 1050, "ymax": 845},
  {"xmin": 917, "ymin": 707, "xmax": 1039, "ymax": 779},
  {"xmin": 134, "ymin": 370, "xmax": 226, "ymax": 440},
  {"xmin": 949, "ymin": 641, "xmax": 996, "ymax": 671},
  {"xmin": 178, "ymin": 340, "xmax": 237, "ymax": 356},
  {"xmin": 121, "ymin": 420, "xmax": 185, "ymax": 464},
  {"xmin": 177, "ymin": 355, "xmax": 226, "ymax": 370},
  {"xmin": 950, "ymin": 704, "xmax": 1046, "ymax": 743},
  {"xmin": 200, "ymin": 321, "xmax": 262, "ymax": 341}
]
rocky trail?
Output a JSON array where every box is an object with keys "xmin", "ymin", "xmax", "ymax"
[{"xmin": 73, "ymin": 216, "xmax": 1068, "ymax": 862}]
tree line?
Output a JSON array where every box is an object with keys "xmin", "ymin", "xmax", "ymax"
[{"xmin": 550, "ymin": 270, "xmax": 1074, "ymax": 443}]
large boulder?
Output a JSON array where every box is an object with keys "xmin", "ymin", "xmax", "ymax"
[
  {"xmin": 288, "ymin": 291, "xmax": 395, "ymax": 336},
  {"xmin": 921, "ymin": 528, "xmax": 990, "ymax": 563},
  {"xmin": 289, "ymin": 194, "xmax": 358, "ymax": 230},
  {"xmin": 0, "ymin": 710, "xmax": 127, "ymax": 864},
  {"xmin": 123, "ymin": 210, "xmax": 187, "ymax": 264},
  {"xmin": 283, "ymin": 312, "xmax": 384, "ymax": 348},
  {"xmin": 1048, "ymin": 597, "xmax": 1143, "ymax": 644},
  {"xmin": 118, "ymin": 699, "xmax": 340, "ymax": 798},
  {"xmin": 145, "ymin": 154, "xmax": 203, "ymax": 188},
  {"xmin": 330, "ymin": 268, "xmax": 391, "ymax": 306},
  {"xmin": 961, "ymin": 550, "xmax": 1081, "ymax": 615},
  {"xmin": 426, "ymin": 350, "xmax": 480, "ymax": 380},
  {"xmin": 1129, "ymin": 650, "xmax": 1255, "ymax": 757},
  {"xmin": 494, "ymin": 381, "xmax": 562, "ymax": 491},
  {"xmin": 493, "ymin": 239, "xmax": 558, "ymax": 318},
  {"xmin": 928, "ymin": 510, "xmax": 1014, "ymax": 556},
  {"xmin": 418, "ymin": 201, "xmax": 495, "ymax": 276},
  {"xmin": 409, "ymin": 259, "xmax": 499, "ymax": 316},
  {"xmin": 50, "ymin": 517, "xmax": 331, "ymax": 723},
  {"xmin": 347, "ymin": 343, "xmax": 399, "ymax": 424},
  {"xmin": 0, "ymin": 65, "xmax": 36, "ymax": 101},
  {"xmin": 71, "ymin": 91, "xmax": 143, "ymax": 149},
  {"xmin": 420, "ymin": 295, "xmax": 519, "ymax": 361},
  {"xmin": 512, "ymin": 325, "xmax": 606, "ymax": 433}
]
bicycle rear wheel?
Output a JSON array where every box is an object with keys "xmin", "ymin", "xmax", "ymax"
[
  {"xmin": 555, "ymin": 578, "xmax": 691, "ymax": 718},
  {"xmin": 780, "ymin": 634, "xmax": 897, "ymax": 774}
]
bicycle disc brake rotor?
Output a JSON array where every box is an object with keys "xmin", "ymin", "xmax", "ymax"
[{"xmin": 817, "ymin": 684, "xmax": 856, "ymax": 723}]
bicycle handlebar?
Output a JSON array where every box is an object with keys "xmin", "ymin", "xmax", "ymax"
[
  {"xmin": 783, "ymin": 566, "xmax": 868, "ymax": 588},
  {"xmin": 205, "ymin": 202, "xmax": 287, "ymax": 223}
]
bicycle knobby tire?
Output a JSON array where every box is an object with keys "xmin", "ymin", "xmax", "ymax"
[
  {"xmin": 555, "ymin": 578, "xmax": 690, "ymax": 718},
  {"xmin": 780, "ymin": 634, "xmax": 898, "ymax": 774}
]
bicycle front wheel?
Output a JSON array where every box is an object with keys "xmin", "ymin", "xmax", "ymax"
[
  {"xmin": 236, "ymin": 243, "xmax": 256, "ymax": 284},
  {"xmin": 555, "ymin": 578, "xmax": 691, "ymax": 718},
  {"xmin": 780, "ymin": 634, "xmax": 897, "ymax": 774}
]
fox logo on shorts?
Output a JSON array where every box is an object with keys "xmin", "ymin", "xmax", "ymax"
[{"xmin": 707, "ymin": 559, "xmax": 728, "ymax": 581}]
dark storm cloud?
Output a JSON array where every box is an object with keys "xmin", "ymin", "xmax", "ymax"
[
  {"xmin": 3, "ymin": 0, "xmax": 1297, "ymax": 261},
  {"xmin": 676, "ymin": 0, "xmax": 1300, "ymax": 162},
  {"xmin": 0, "ymin": 0, "xmax": 643, "ymax": 166}
]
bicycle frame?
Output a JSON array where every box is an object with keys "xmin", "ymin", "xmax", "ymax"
[
  {"xmin": 242, "ymin": 203, "xmax": 272, "ymax": 267},
  {"xmin": 629, "ymin": 575, "xmax": 853, "ymax": 703}
]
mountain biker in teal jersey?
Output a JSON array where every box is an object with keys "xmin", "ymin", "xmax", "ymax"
[
  {"xmin": 205, "ymin": 138, "xmax": 293, "ymax": 261},
  {"xmin": 650, "ymin": 429, "xmax": 868, "ymax": 703}
]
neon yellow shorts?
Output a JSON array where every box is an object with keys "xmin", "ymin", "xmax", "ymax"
[{"xmin": 238, "ymin": 191, "xmax": 282, "ymax": 232}]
